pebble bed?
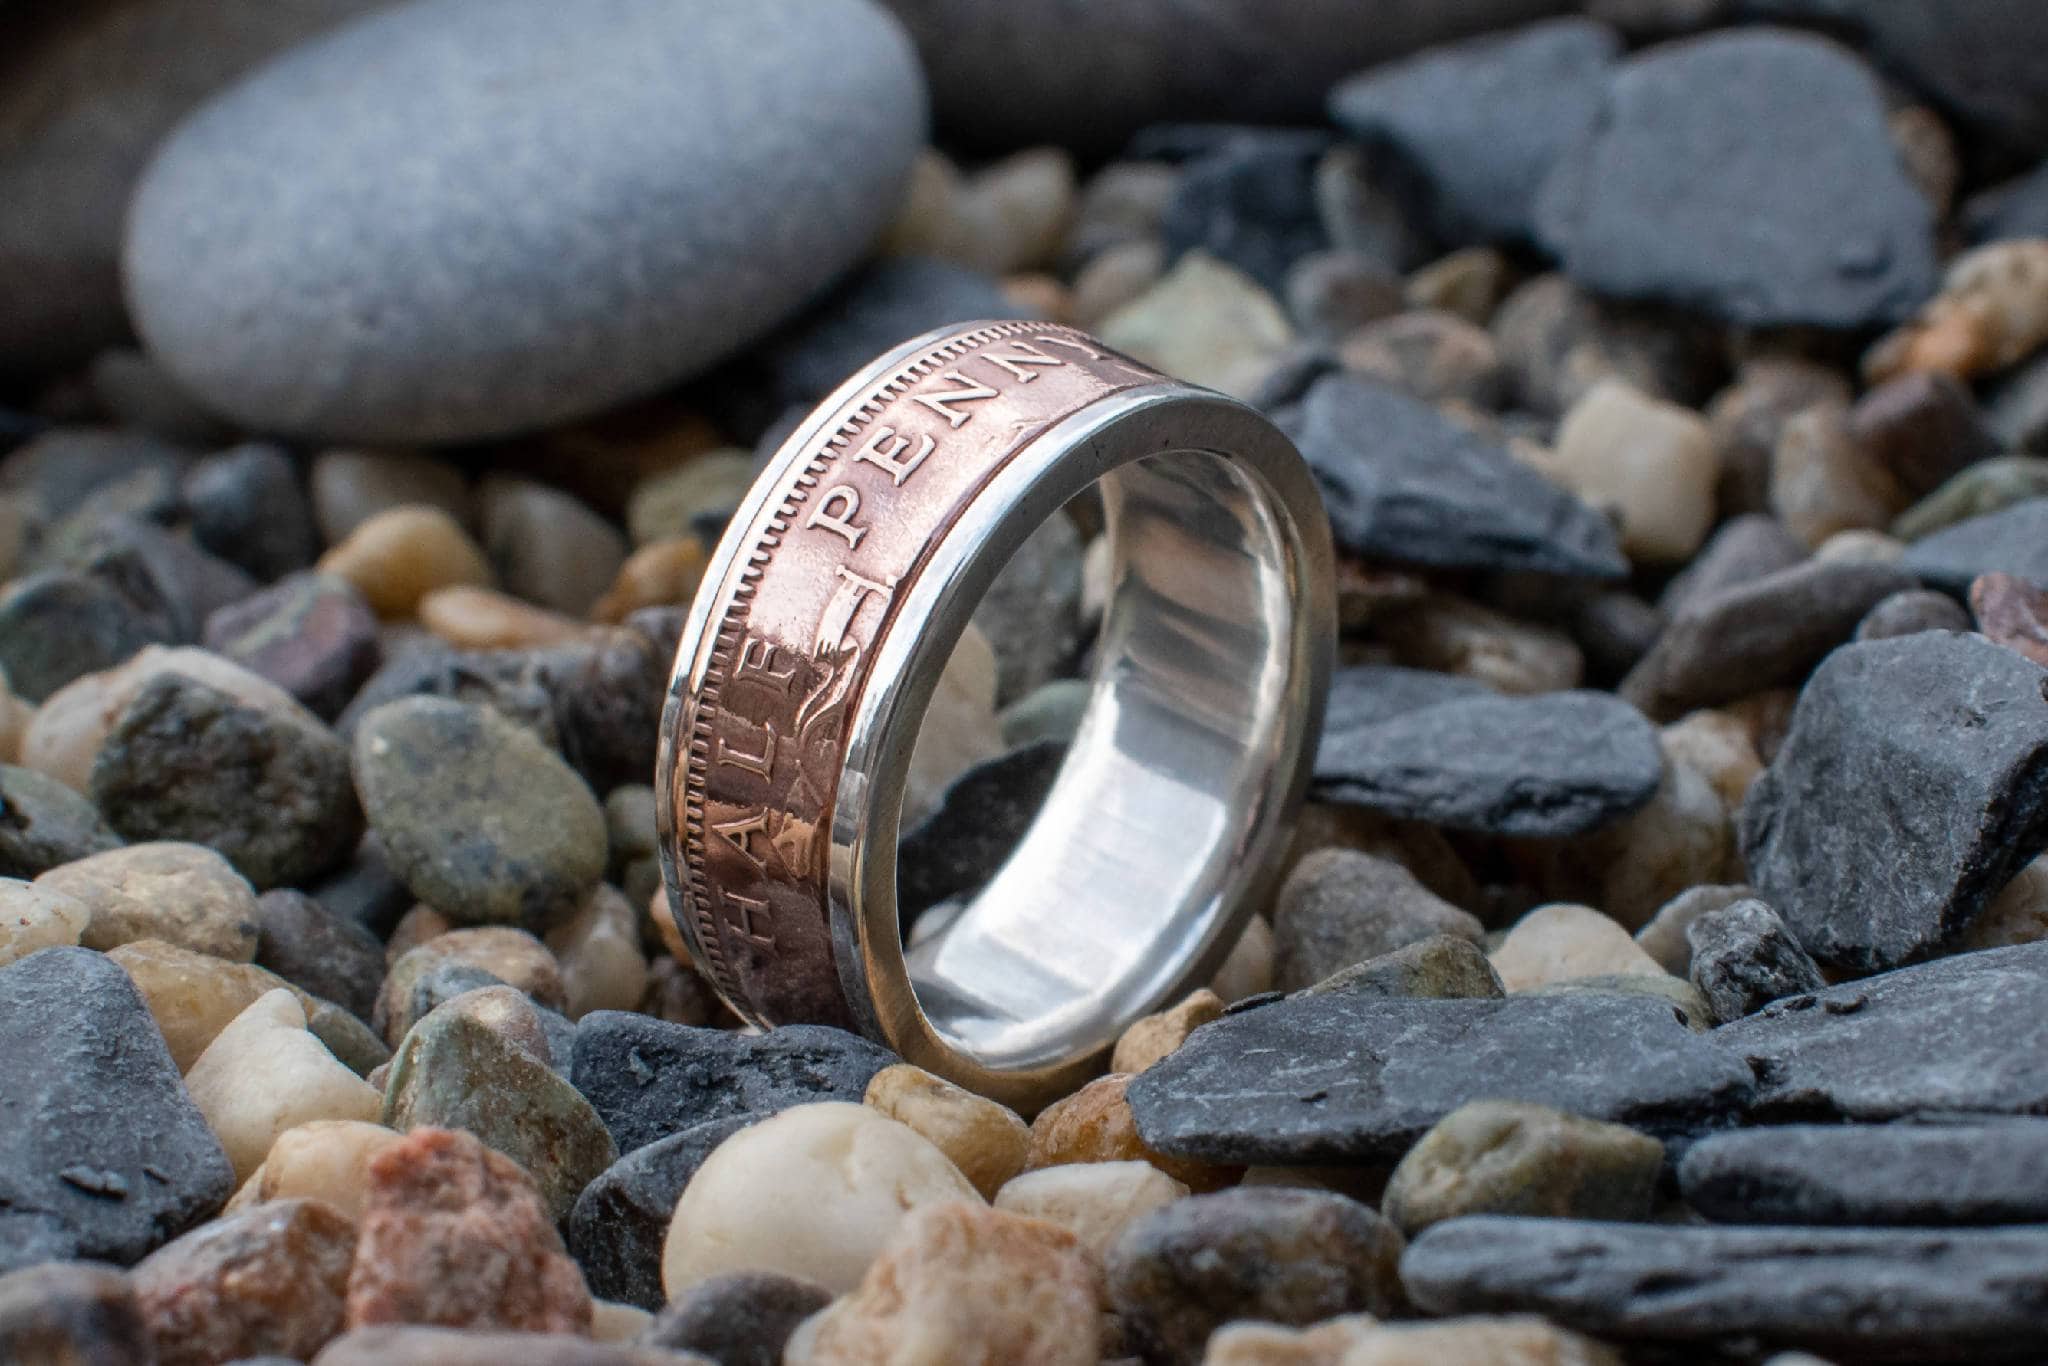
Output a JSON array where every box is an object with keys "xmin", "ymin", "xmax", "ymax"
[{"xmin": 5, "ymin": 0, "xmax": 2048, "ymax": 1362}]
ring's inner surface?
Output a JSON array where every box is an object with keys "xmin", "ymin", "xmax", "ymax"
[{"xmin": 900, "ymin": 447, "xmax": 1297, "ymax": 1070}]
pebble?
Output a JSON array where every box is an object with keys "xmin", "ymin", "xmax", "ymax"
[
  {"xmin": 662, "ymin": 1103, "xmax": 980, "ymax": 1297},
  {"xmin": 863, "ymin": 1064, "xmax": 1031, "ymax": 1200},
  {"xmin": 1284, "ymin": 250, "xmax": 1403, "ymax": 339},
  {"xmin": 1273, "ymin": 373, "xmax": 1625, "ymax": 579},
  {"xmin": 1769, "ymin": 400, "xmax": 1909, "ymax": 548},
  {"xmin": 1738, "ymin": 631, "xmax": 2048, "ymax": 971},
  {"xmin": 346, "ymin": 1126, "xmax": 591, "ymax": 1334},
  {"xmin": 1679, "ymin": 1119, "xmax": 2048, "ymax": 1227},
  {"xmin": 316, "ymin": 507, "xmax": 494, "ymax": 619},
  {"xmin": 1902, "ymin": 494, "xmax": 2048, "ymax": 592},
  {"xmin": 1849, "ymin": 371, "xmax": 1996, "ymax": 500},
  {"xmin": 1685, "ymin": 898, "xmax": 1826, "ymax": 1024},
  {"xmin": 256, "ymin": 888, "xmax": 384, "ymax": 1023},
  {"xmin": 381, "ymin": 987, "xmax": 617, "ymax": 1223},
  {"xmin": 1099, "ymin": 251, "xmax": 1294, "ymax": 400},
  {"xmin": 1072, "ymin": 240, "xmax": 1169, "ymax": 329},
  {"xmin": 1659, "ymin": 710, "xmax": 1762, "ymax": 813},
  {"xmin": 1112, "ymin": 989, "xmax": 1227, "ymax": 1075},
  {"xmin": 593, "ymin": 541, "xmax": 703, "ymax": 632},
  {"xmin": 626, "ymin": 454, "xmax": 752, "ymax": 548},
  {"xmin": 1894, "ymin": 456, "xmax": 2048, "ymax": 541},
  {"xmin": 1381, "ymin": 1100, "xmax": 1661, "ymax": 1237},
  {"xmin": 1314, "ymin": 688, "xmax": 1663, "ymax": 838},
  {"xmin": 108, "ymin": 937, "xmax": 306, "ymax": 1071},
  {"xmin": 1380, "ymin": 595, "xmax": 1584, "ymax": 695},
  {"xmin": 0, "ymin": 947, "xmax": 233, "ymax": 1271},
  {"xmin": 1717, "ymin": 940, "xmax": 2048, "ymax": 1122},
  {"xmin": 1534, "ymin": 30, "xmax": 1937, "ymax": 329},
  {"xmin": 0, "ymin": 877, "xmax": 89, "ymax": 967},
  {"xmin": 1551, "ymin": 379, "xmax": 1718, "ymax": 564},
  {"xmin": 0, "ymin": 570, "xmax": 167, "ymax": 704},
  {"xmin": 232, "ymin": 1120, "xmax": 402, "ymax": 1221},
  {"xmin": 1200, "ymin": 1315, "xmax": 1378, "ymax": 1365},
  {"xmin": 91, "ymin": 672, "xmax": 361, "ymax": 889},
  {"xmin": 1865, "ymin": 238, "xmax": 2048, "ymax": 385},
  {"xmin": 39, "ymin": 840, "xmax": 260, "ymax": 960},
  {"xmin": 1855, "ymin": 586, "xmax": 1971, "ymax": 641},
  {"xmin": 545, "ymin": 884, "xmax": 649, "ymax": 1020},
  {"xmin": 0, "ymin": 1261, "xmax": 155, "ymax": 1364},
  {"xmin": 310, "ymin": 452, "xmax": 472, "ymax": 546},
  {"xmin": 1272, "ymin": 849, "xmax": 1482, "ymax": 992},
  {"xmin": 993, "ymin": 1162, "xmax": 1191, "ymax": 1263},
  {"xmin": 1211, "ymin": 914, "xmax": 1277, "ymax": 1004},
  {"xmin": 787, "ymin": 1201, "xmax": 1102, "ymax": 1366},
  {"xmin": 375, "ymin": 927, "xmax": 566, "ymax": 1044},
  {"xmin": 1489, "ymin": 904, "xmax": 1668, "ymax": 992},
  {"xmin": 418, "ymin": 587, "xmax": 596, "ymax": 650},
  {"xmin": 478, "ymin": 477, "xmax": 627, "ymax": 617},
  {"xmin": 319, "ymin": 1327, "xmax": 707, "ymax": 1364},
  {"xmin": 1159, "ymin": 135, "xmax": 1330, "ymax": 296},
  {"xmin": 202, "ymin": 573, "xmax": 382, "ymax": 721},
  {"xmin": 1106, "ymin": 1188, "xmax": 1405, "ymax": 1366},
  {"xmin": 354, "ymin": 697, "xmax": 606, "ymax": 934},
  {"xmin": 1300, "ymin": 934, "xmax": 1504, "ymax": 1002},
  {"xmin": 1027, "ymin": 1074, "xmax": 1237, "ymax": 1194},
  {"xmin": 1068, "ymin": 161, "xmax": 1178, "ymax": 263},
  {"xmin": 1405, "ymin": 246, "xmax": 1511, "ymax": 325},
  {"xmin": 1491, "ymin": 273, "xmax": 1714, "ymax": 418},
  {"xmin": 1707, "ymin": 357, "xmax": 1855, "ymax": 517},
  {"xmin": 1402, "ymin": 1214, "xmax": 2048, "ymax": 1359},
  {"xmin": 1127, "ymin": 990, "xmax": 1751, "ymax": 1165},
  {"xmin": 125, "ymin": 0, "xmax": 924, "ymax": 444},
  {"xmin": 1970, "ymin": 570, "xmax": 2048, "ymax": 668},
  {"xmin": 186, "ymin": 989, "xmax": 381, "ymax": 1182},
  {"xmin": 1632, "ymin": 883, "xmax": 1754, "ymax": 977},
  {"xmin": 568, "ymin": 1115, "xmax": 755, "ymax": 1309},
  {"xmin": 1338, "ymin": 310, "xmax": 1504, "ymax": 407},
  {"xmin": 1963, "ymin": 852, "xmax": 2048, "ymax": 951},
  {"xmin": 132, "ymin": 1197, "xmax": 357, "ymax": 1366},
  {"xmin": 183, "ymin": 444, "xmax": 322, "ymax": 583},
  {"xmin": 1330, "ymin": 18, "xmax": 1619, "ymax": 244},
  {"xmin": 0, "ymin": 763, "xmax": 121, "ymax": 877},
  {"xmin": 641, "ymin": 1271, "xmax": 830, "ymax": 1366}
]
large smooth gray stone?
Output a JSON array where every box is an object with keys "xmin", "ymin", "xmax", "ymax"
[
  {"xmin": 1680, "ymin": 1120, "xmax": 2048, "ymax": 1226},
  {"xmin": 0, "ymin": 0, "xmax": 387, "ymax": 378},
  {"xmin": 1535, "ymin": 30, "xmax": 1937, "ymax": 329},
  {"xmin": 876, "ymin": 0, "xmax": 1567, "ymax": 155},
  {"xmin": 1126, "ymin": 991, "xmax": 1753, "ymax": 1164},
  {"xmin": 1403, "ymin": 1215, "xmax": 2048, "ymax": 1361},
  {"xmin": 1737, "ymin": 632, "xmax": 2048, "ymax": 971},
  {"xmin": 1902, "ymin": 497, "xmax": 2048, "ymax": 594},
  {"xmin": 1717, "ymin": 941, "xmax": 2048, "ymax": 1123},
  {"xmin": 124, "ymin": 0, "xmax": 925, "ymax": 443}
]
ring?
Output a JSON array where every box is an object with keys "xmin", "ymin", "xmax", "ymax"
[{"xmin": 656, "ymin": 319, "xmax": 1334, "ymax": 1108}]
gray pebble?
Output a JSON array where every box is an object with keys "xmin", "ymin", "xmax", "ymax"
[
  {"xmin": 1273, "ymin": 848, "xmax": 1483, "ymax": 992},
  {"xmin": 0, "ymin": 765, "xmax": 122, "ymax": 879},
  {"xmin": 1685, "ymin": 898, "xmax": 1825, "ymax": 1024}
]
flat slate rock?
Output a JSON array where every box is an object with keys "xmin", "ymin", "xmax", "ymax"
[
  {"xmin": 1314, "ymin": 688, "xmax": 1663, "ymax": 837},
  {"xmin": 0, "ymin": 947, "xmax": 234, "ymax": 1272},
  {"xmin": 1716, "ymin": 941, "xmax": 2048, "ymax": 1123},
  {"xmin": 1901, "ymin": 496, "xmax": 2048, "ymax": 595},
  {"xmin": 1737, "ymin": 632, "xmax": 2048, "ymax": 971},
  {"xmin": 124, "ymin": 0, "xmax": 925, "ymax": 444},
  {"xmin": 1330, "ymin": 18, "xmax": 1619, "ymax": 244},
  {"xmin": 1403, "ymin": 1214, "xmax": 2048, "ymax": 1361},
  {"xmin": 1126, "ymin": 991, "xmax": 1752, "ymax": 1164},
  {"xmin": 1535, "ymin": 29, "xmax": 1937, "ymax": 329},
  {"xmin": 1680, "ymin": 1120, "xmax": 2048, "ymax": 1226},
  {"xmin": 1320, "ymin": 665, "xmax": 1490, "ymax": 736},
  {"xmin": 569, "ymin": 1012, "xmax": 896, "ymax": 1156},
  {"xmin": 1273, "ymin": 374, "xmax": 1626, "ymax": 579}
]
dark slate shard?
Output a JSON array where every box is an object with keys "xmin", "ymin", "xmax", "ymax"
[
  {"xmin": 1330, "ymin": 18, "xmax": 1620, "ymax": 244},
  {"xmin": 1158, "ymin": 133, "xmax": 1329, "ymax": 296},
  {"xmin": 65, "ymin": 516, "xmax": 257, "ymax": 644},
  {"xmin": 1126, "ymin": 991, "xmax": 1752, "ymax": 1165},
  {"xmin": 1901, "ymin": 496, "xmax": 2048, "ymax": 595},
  {"xmin": 0, "ymin": 947, "xmax": 234, "ymax": 1271},
  {"xmin": 1321, "ymin": 665, "xmax": 1490, "ymax": 736},
  {"xmin": 1716, "ymin": 941, "xmax": 2048, "ymax": 1123},
  {"xmin": 1737, "ymin": 632, "xmax": 2048, "ymax": 971},
  {"xmin": 1965, "ymin": 160, "xmax": 2048, "ymax": 244},
  {"xmin": 569, "ymin": 1013, "xmax": 896, "ymax": 1156},
  {"xmin": 1534, "ymin": 30, "xmax": 1937, "ymax": 329},
  {"xmin": 1402, "ymin": 1214, "xmax": 2048, "ymax": 1361},
  {"xmin": 1273, "ymin": 375, "xmax": 1626, "ymax": 579},
  {"xmin": 1685, "ymin": 898, "xmax": 1825, "ymax": 1024},
  {"xmin": 202, "ymin": 572, "xmax": 381, "ymax": 721},
  {"xmin": 182, "ymin": 443, "xmax": 320, "ymax": 582},
  {"xmin": 0, "ymin": 764, "xmax": 122, "ymax": 878},
  {"xmin": 897, "ymin": 740, "xmax": 1064, "ymax": 927},
  {"xmin": 1680, "ymin": 1119, "xmax": 2048, "ymax": 1227},
  {"xmin": 567, "ymin": 1114, "xmax": 755, "ymax": 1309},
  {"xmin": 642, "ymin": 1270, "xmax": 832, "ymax": 1366},
  {"xmin": 1620, "ymin": 558, "xmax": 1915, "ymax": 721},
  {"xmin": 0, "ymin": 571, "xmax": 165, "ymax": 703},
  {"xmin": 1657, "ymin": 513, "xmax": 1807, "ymax": 621},
  {"xmin": 1313, "ymin": 689, "xmax": 1663, "ymax": 837}
]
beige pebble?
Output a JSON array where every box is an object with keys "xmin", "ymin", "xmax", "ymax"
[
  {"xmin": 1202, "ymin": 1314, "xmax": 1379, "ymax": 1365},
  {"xmin": 646, "ymin": 885, "xmax": 689, "ymax": 964},
  {"xmin": 1964, "ymin": 852, "xmax": 2048, "ymax": 950},
  {"xmin": 903, "ymin": 623, "xmax": 1002, "ymax": 826},
  {"xmin": 1381, "ymin": 1101, "xmax": 1663, "ymax": 1235},
  {"xmin": 384, "ymin": 904, "xmax": 454, "ymax": 965},
  {"xmin": 625, "ymin": 451, "xmax": 752, "ymax": 547},
  {"xmin": 1211, "ymin": 914, "xmax": 1275, "ymax": 1004},
  {"xmin": 375, "ymin": 926, "xmax": 566, "ymax": 1045},
  {"xmin": 1633, "ymin": 884, "xmax": 1755, "ymax": 978},
  {"xmin": 543, "ymin": 884, "xmax": 649, "ymax": 1020},
  {"xmin": 1866, "ymin": 238, "xmax": 2048, "ymax": 384},
  {"xmin": 1111, "ymin": 989, "xmax": 1224, "ymax": 1074},
  {"xmin": 993, "ymin": 1160, "xmax": 1190, "ymax": 1261},
  {"xmin": 1379, "ymin": 594, "xmax": 1581, "ymax": 695},
  {"xmin": 230, "ymin": 1119, "xmax": 402, "ymax": 1220},
  {"xmin": 0, "ymin": 671, "xmax": 31, "ymax": 765},
  {"xmin": 1770, "ymin": 401, "xmax": 1908, "ymax": 549},
  {"xmin": 1812, "ymin": 527, "xmax": 1904, "ymax": 564},
  {"xmin": 39, "ymin": 841, "xmax": 260, "ymax": 961},
  {"xmin": 417, "ymin": 586, "xmax": 597, "ymax": 649},
  {"xmin": 1343, "ymin": 1315, "xmax": 1622, "ymax": 1365},
  {"xmin": 311, "ymin": 449, "xmax": 472, "ymax": 544},
  {"xmin": 1100, "ymin": 251, "xmax": 1294, "ymax": 400},
  {"xmin": 1027, "ymin": 1073, "xmax": 1237, "ymax": 1193},
  {"xmin": 23, "ymin": 645, "xmax": 308, "ymax": 793},
  {"xmin": 1406, "ymin": 246, "xmax": 1510, "ymax": 325},
  {"xmin": 0, "ymin": 877, "xmax": 89, "ymax": 967},
  {"xmin": 1071, "ymin": 239, "xmax": 1166, "ymax": 330},
  {"xmin": 108, "ymin": 938, "xmax": 312, "ymax": 1071},
  {"xmin": 186, "ymin": 989, "xmax": 381, "ymax": 1182},
  {"xmin": 317, "ymin": 504, "xmax": 493, "ymax": 618},
  {"xmin": 957, "ymin": 148, "xmax": 1079, "ymax": 275},
  {"xmin": 786, "ymin": 1200, "xmax": 1101, "ymax": 1366},
  {"xmin": 1660, "ymin": 710, "xmax": 1762, "ymax": 814},
  {"xmin": 1489, "ymin": 904, "xmax": 1668, "ymax": 992},
  {"xmin": 1003, "ymin": 272, "xmax": 1071, "ymax": 323},
  {"xmin": 1576, "ymin": 745, "xmax": 1733, "ymax": 929},
  {"xmin": 662, "ymin": 1102, "xmax": 981, "ymax": 1297},
  {"xmin": 592, "ymin": 536, "xmax": 709, "ymax": 623},
  {"xmin": 1552, "ymin": 380, "xmax": 1718, "ymax": 563},
  {"xmin": 589, "ymin": 1300, "xmax": 654, "ymax": 1345},
  {"xmin": 864, "ymin": 1063, "xmax": 1031, "ymax": 1200},
  {"xmin": 878, "ymin": 147, "xmax": 963, "ymax": 256}
]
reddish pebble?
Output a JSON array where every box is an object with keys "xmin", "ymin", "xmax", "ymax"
[
  {"xmin": 133, "ymin": 1197, "xmax": 357, "ymax": 1366},
  {"xmin": 1970, "ymin": 572, "xmax": 2048, "ymax": 668},
  {"xmin": 345, "ymin": 1126, "xmax": 591, "ymax": 1334}
]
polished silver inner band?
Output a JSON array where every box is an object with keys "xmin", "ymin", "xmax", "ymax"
[{"xmin": 834, "ymin": 386, "xmax": 1332, "ymax": 1099}]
